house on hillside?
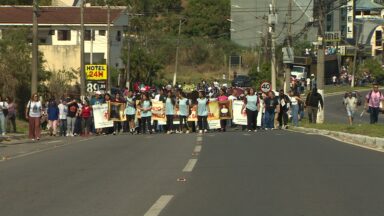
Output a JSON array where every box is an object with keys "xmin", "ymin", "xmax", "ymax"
[{"xmin": 0, "ymin": 6, "xmax": 128, "ymax": 73}]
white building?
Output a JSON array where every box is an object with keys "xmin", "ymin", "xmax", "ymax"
[{"xmin": 0, "ymin": 6, "xmax": 128, "ymax": 72}]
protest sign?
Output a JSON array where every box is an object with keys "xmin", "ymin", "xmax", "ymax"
[
  {"xmin": 218, "ymin": 100, "xmax": 232, "ymax": 120},
  {"xmin": 208, "ymin": 101, "xmax": 220, "ymax": 121},
  {"xmin": 188, "ymin": 104, "xmax": 198, "ymax": 122},
  {"xmin": 208, "ymin": 119, "xmax": 221, "ymax": 129},
  {"xmin": 232, "ymin": 100, "xmax": 247, "ymax": 125},
  {"xmin": 108, "ymin": 102, "xmax": 126, "ymax": 121},
  {"xmin": 151, "ymin": 100, "xmax": 165, "ymax": 121},
  {"xmin": 92, "ymin": 103, "xmax": 113, "ymax": 129}
]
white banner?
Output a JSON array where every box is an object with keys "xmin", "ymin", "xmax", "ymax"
[
  {"xmin": 208, "ymin": 120, "xmax": 221, "ymax": 129},
  {"xmin": 93, "ymin": 103, "xmax": 114, "ymax": 129},
  {"xmin": 232, "ymin": 100, "xmax": 247, "ymax": 125}
]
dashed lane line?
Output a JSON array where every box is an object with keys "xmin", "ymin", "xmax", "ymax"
[
  {"xmin": 144, "ymin": 195, "xmax": 174, "ymax": 216},
  {"xmin": 196, "ymin": 136, "xmax": 203, "ymax": 142},
  {"xmin": 194, "ymin": 145, "xmax": 202, "ymax": 153},
  {"xmin": 182, "ymin": 159, "xmax": 198, "ymax": 172}
]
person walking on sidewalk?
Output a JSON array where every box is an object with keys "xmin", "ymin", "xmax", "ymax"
[
  {"xmin": 364, "ymin": 83, "xmax": 384, "ymax": 124},
  {"xmin": 124, "ymin": 91, "xmax": 136, "ymax": 134},
  {"xmin": 177, "ymin": 91, "xmax": 190, "ymax": 133},
  {"xmin": 305, "ymin": 88, "xmax": 324, "ymax": 123},
  {"xmin": 197, "ymin": 91, "xmax": 209, "ymax": 133},
  {"xmin": 344, "ymin": 91, "xmax": 357, "ymax": 125},
  {"xmin": 47, "ymin": 97, "xmax": 59, "ymax": 136},
  {"xmin": 263, "ymin": 91, "xmax": 279, "ymax": 130},
  {"xmin": 289, "ymin": 91, "xmax": 302, "ymax": 127},
  {"xmin": 66, "ymin": 98, "xmax": 79, "ymax": 136},
  {"xmin": 6, "ymin": 97, "xmax": 17, "ymax": 133},
  {"xmin": 0, "ymin": 96, "xmax": 9, "ymax": 136},
  {"xmin": 278, "ymin": 90, "xmax": 291, "ymax": 129},
  {"xmin": 165, "ymin": 90, "xmax": 176, "ymax": 134},
  {"xmin": 217, "ymin": 88, "xmax": 229, "ymax": 132},
  {"xmin": 242, "ymin": 87, "xmax": 258, "ymax": 132},
  {"xmin": 25, "ymin": 93, "xmax": 42, "ymax": 141},
  {"xmin": 139, "ymin": 92, "xmax": 152, "ymax": 134},
  {"xmin": 81, "ymin": 100, "xmax": 92, "ymax": 136},
  {"xmin": 58, "ymin": 99, "xmax": 68, "ymax": 136}
]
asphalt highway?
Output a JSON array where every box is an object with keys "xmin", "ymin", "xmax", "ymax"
[{"xmin": 1, "ymin": 130, "xmax": 384, "ymax": 216}]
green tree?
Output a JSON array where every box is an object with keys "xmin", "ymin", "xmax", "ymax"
[
  {"xmin": 0, "ymin": 28, "xmax": 50, "ymax": 117},
  {"xmin": 182, "ymin": 0, "xmax": 230, "ymax": 39}
]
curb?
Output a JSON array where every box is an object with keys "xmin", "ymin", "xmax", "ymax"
[
  {"xmin": 0, "ymin": 132, "xmax": 49, "ymax": 143},
  {"xmin": 292, "ymin": 127, "xmax": 384, "ymax": 152}
]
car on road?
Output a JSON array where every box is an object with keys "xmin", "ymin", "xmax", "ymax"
[{"xmin": 232, "ymin": 75, "xmax": 251, "ymax": 87}]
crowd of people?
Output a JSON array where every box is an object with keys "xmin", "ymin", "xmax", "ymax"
[
  {"xmin": 22, "ymin": 82, "xmax": 324, "ymax": 141},
  {"xmin": 5, "ymin": 80, "xmax": 382, "ymax": 141}
]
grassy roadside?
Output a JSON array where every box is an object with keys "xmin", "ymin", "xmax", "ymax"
[{"xmin": 298, "ymin": 122, "xmax": 384, "ymax": 138}]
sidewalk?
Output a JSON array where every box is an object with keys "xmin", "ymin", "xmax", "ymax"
[{"xmin": 292, "ymin": 126, "xmax": 384, "ymax": 152}]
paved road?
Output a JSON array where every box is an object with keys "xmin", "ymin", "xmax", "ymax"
[
  {"xmin": 1, "ymin": 131, "xmax": 384, "ymax": 216},
  {"xmin": 324, "ymin": 90, "xmax": 384, "ymax": 124}
]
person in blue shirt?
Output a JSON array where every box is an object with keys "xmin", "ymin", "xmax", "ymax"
[
  {"xmin": 139, "ymin": 92, "xmax": 152, "ymax": 134},
  {"xmin": 197, "ymin": 91, "xmax": 209, "ymax": 133},
  {"xmin": 124, "ymin": 91, "xmax": 136, "ymax": 134},
  {"xmin": 177, "ymin": 91, "xmax": 190, "ymax": 133},
  {"xmin": 165, "ymin": 90, "xmax": 176, "ymax": 134},
  {"xmin": 242, "ymin": 87, "xmax": 259, "ymax": 132},
  {"xmin": 47, "ymin": 97, "xmax": 59, "ymax": 136}
]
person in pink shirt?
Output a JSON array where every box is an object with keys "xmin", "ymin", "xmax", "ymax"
[
  {"xmin": 365, "ymin": 83, "xmax": 384, "ymax": 124},
  {"xmin": 218, "ymin": 88, "xmax": 228, "ymax": 132}
]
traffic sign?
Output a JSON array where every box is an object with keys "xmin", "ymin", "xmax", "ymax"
[
  {"xmin": 260, "ymin": 81, "xmax": 271, "ymax": 93},
  {"xmin": 86, "ymin": 80, "xmax": 106, "ymax": 93}
]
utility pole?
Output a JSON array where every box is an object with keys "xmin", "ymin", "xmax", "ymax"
[
  {"xmin": 352, "ymin": 26, "xmax": 360, "ymax": 87},
  {"xmin": 173, "ymin": 19, "xmax": 182, "ymax": 87},
  {"xmin": 125, "ymin": 8, "xmax": 131, "ymax": 90},
  {"xmin": 31, "ymin": 0, "xmax": 38, "ymax": 95},
  {"xmin": 90, "ymin": 29, "xmax": 93, "ymax": 64},
  {"xmin": 107, "ymin": 2, "xmax": 111, "ymax": 93},
  {"xmin": 316, "ymin": 0, "xmax": 325, "ymax": 123},
  {"xmin": 80, "ymin": 1, "xmax": 86, "ymax": 99},
  {"xmin": 269, "ymin": 0, "xmax": 277, "ymax": 91},
  {"xmin": 284, "ymin": 0, "xmax": 293, "ymax": 93}
]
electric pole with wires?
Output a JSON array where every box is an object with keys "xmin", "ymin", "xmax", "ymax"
[
  {"xmin": 283, "ymin": 0, "xmax": 293, "ymax": 93},
  {"xmin": 269, "ymin": 0, "xmax": 277, "ymax": 91},
  {"xmin": 316, "ymin": 0, "xmax": 325, "ymax": 123},
  {"xmin": 31, "ymin": 0, "xmax": 39, "ymax": 95}
]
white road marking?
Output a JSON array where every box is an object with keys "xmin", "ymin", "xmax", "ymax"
[
  {"xmin": 196, "ymin": 136, "xmax": 203, "ymax": 142},
  {"xmin": 144, "ymin": 195, "xmax": 174, "ymax": 216},
  {"xmin": 45, "ymin": 140, "xmax": 62, "ymax": 144},
  {"xmin": 182, "ymin": 159, "xmax": 198, "ymax": 172},
  {"xmin": 194, "ymin": 145, "xmax": 202, "ymax": 153}
]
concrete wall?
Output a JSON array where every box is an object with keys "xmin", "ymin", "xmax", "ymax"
[{"xmin": 40, "ymin": 45, "xmax": 81, "ymax": 71}]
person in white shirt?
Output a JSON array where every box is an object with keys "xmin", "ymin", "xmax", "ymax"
[
  {"xmin": 0, "ymin": 96, "xmax": 9, "ymax": 136},
  {"xmin": 344, "ymin": 91, "xmax": 358, "ymax": 125},
  {"xmin": 25, "ymin": 93, "xmax": 42, "ymax": 141},
  {"xmin": 58, "ymin": 99, "xmax": 68, "ymax": 136}
]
